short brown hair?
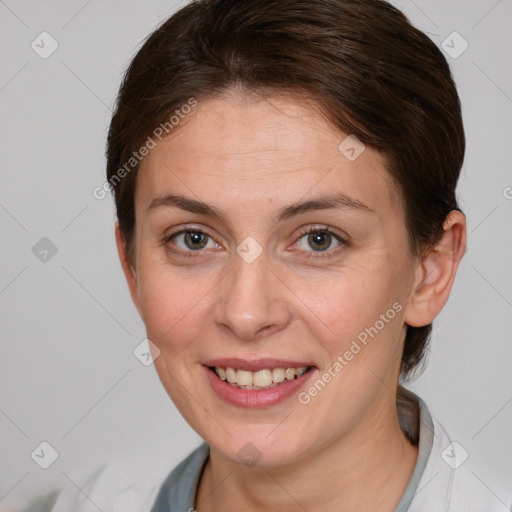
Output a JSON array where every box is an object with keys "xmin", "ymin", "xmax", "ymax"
[{"xmin": 106, "ymin": 0, "xmax": 465, "ymax": 379}]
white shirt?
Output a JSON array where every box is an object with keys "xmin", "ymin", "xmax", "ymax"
[{"xmin": 32, "ymin": 388, "xmax": 512, "ymax": 511}]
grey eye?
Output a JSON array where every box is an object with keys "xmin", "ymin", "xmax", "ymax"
[
  {"xmin": 297, "ymin": 230, "xmax": 340, "ymax": 252},
  {"xmin": 172, "ymin": 231, "xmax": 215, "ymax": 251}
]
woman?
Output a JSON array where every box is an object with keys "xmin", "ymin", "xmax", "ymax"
[{"xmin": 41, "ymin": 0, "xmax": 511, "ymax": 510}]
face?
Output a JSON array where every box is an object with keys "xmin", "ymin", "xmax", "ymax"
[{"xmin": 123, "ymin": 90, "xmax": 421, "ymax": 467}]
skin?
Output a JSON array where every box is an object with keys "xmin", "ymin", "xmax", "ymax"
[{"xmin": 116, "ymin": 87, "xmax": 466, "ymax": 511}]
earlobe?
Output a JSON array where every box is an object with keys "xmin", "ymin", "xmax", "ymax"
[
  {"xmin": 404, "ymin": 210, "xmax": 467, "ymax": 328},
  {"xmin": 114, "ymin": 223, "xmax": 142, "ymax": 316}
]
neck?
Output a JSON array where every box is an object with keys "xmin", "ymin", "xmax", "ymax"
[{"xmin": 195, "ymin": 395, "xmax": 419, "ymax": 512}]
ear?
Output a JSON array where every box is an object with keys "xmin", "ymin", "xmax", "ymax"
[
  {"xmin": 404, "ymin": 210, "xmax": 467, "ymax": 327},
  {"xmin": 115, "ymin": 223, "xmax": 142, "ymax": 317}
]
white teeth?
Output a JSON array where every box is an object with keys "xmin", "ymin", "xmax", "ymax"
[
  {"xmin": 285, "ymin": 368, "xmax": 296, "ymax": 380},
  {"xmin": 253, "ymin": 369, "xmax": 273, "ymax": 387},
  {"xmin": 236, "ymin": 369, "xmax": 253, "ymax": 386},
  {"xmin": 225, "ymin": 367, "xmax": 237, "ymax": 383},
  {"xmin": 297, "ymin": 366, "xmax": 307, "ymax": 376},
  {"xmin": 214, "ymin": 365, "xmax": 309, "ymax": 389},
  {"xmin": 272, "ymin": 368, "xmax": 285, "ymax": 383}
]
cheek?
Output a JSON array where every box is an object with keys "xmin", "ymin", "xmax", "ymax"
[
  {"xmin": 290, "ymin": 257, "xmax": 407, "ymax": 365},
  {"xmin": 295, "ymin": 261, "xmax": 393, "ymax": 329},
  {"xmin": 136, "ymin": 259, "xmax": 213, "ymax": 354}
]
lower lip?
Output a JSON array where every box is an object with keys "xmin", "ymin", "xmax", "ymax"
[{"xmin": 203, "ymin": 366, "xmax": 316, "ymax": 408}]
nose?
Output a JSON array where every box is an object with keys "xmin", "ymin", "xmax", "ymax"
[{"xmin": 213, "ymin": 249, "xmax": 292, "ymax": 341}]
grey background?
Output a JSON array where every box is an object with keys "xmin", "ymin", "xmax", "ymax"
[{"xmin": 0, "ymin": 0, "xmax": 511, "ymax": 509}]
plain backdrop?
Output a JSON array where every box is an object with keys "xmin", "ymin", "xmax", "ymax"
[{"xmin": 1, "ymin": 0, "xmax": 511, "ymax": 509}]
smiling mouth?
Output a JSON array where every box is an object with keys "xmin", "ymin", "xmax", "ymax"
[{"xmin": 209, "ymin": 365, "xmax": 312, "ymax": 390}]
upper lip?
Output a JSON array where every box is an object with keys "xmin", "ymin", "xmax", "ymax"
[{"xmin": 203, "ymin": 358, "xmax": 315, "ymax": 372}]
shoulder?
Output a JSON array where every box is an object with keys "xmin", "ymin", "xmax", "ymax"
[
  {"xmin": 409, "ymin": 411, "xmax": 512, "ymax": 512},
  {"xmin": 447, "ymin": 439, "xmax": 512, "ymax": 512},
  {"xmin": 50, "ymin": 461, "xmax": 168, "ymax": 512},
  {"xmin": 25, "ymin": 444, "xmax": 206, "ymax": 512},
  {"xmin": 17, "ymin": 465, "xmax": 107, "ymax": 512}
]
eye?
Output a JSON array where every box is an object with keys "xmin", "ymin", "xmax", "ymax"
[
  {"xmin": 163, "ymin": 225, "xmax": 347, "ymax": 259},
  {"xmin": 165, "ymin": 228, "xmax": 220, "ymax": 256},
  {"xmin": 293, "ymin": 226, "xmax": 346, "ymax": 257}
]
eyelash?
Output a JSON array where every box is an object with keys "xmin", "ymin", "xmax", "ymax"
[
  {"xmin": 163, "ymin": 225, "xmax": 347, "ymax": 260},
  {"xmin": 293, "ymin": 226, "xmax": 347, "ymax": 259}
]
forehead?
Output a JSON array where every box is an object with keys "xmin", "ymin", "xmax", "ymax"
[{"xmin": 136, "ymin": 91, "xmax": 402, "ymax": 218}]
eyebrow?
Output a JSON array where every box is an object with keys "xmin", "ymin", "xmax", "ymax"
[{"xmin": 146, "ymin": 192, "xmax": 373, "ymax": 224}]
